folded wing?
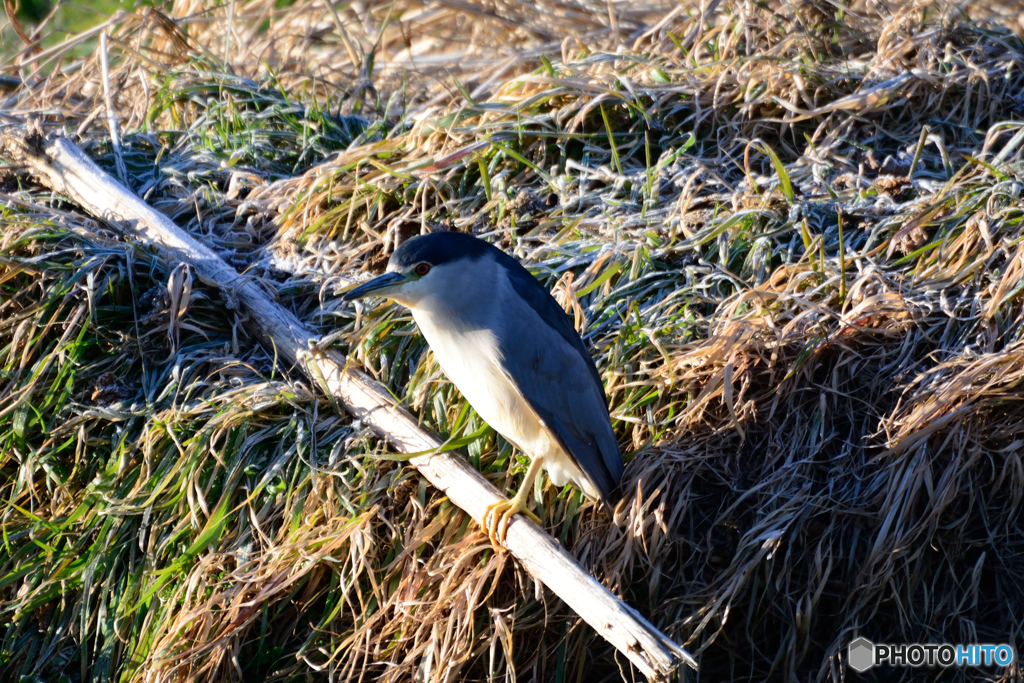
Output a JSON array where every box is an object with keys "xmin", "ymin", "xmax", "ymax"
[{"xmin": 492, "ymin": 255, "xmax": 624, "ymax": 507}]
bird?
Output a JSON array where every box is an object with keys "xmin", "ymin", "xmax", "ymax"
[{"xmin": 342, "ymin": 231, "xmax": 623, "ymax": 544}]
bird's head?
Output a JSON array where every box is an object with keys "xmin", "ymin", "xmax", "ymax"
[{"xmin": 342, "ymin": 231, "xmax": 492, "ymax": 308}]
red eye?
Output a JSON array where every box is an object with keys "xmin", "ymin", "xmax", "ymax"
[{"xmin": 415, "ymin": 263, "xmax": 431, "ymax": 276}]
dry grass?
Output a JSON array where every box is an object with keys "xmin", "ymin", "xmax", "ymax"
[{"xmin": 2, "ymin": 0, "xmax": 1024, "ymax": 681}]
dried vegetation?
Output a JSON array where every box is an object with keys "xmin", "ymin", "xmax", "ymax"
[{"xmin": 2, "ymin": 0, "xmax": 1024, "ymax": 681}]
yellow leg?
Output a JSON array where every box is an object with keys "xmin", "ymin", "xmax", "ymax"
[{"xmin": 482, "ymin": 456, "xmax": 544, "ymax": 545}]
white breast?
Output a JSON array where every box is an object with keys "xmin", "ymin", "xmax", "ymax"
[{"xmin": 413, "ymin": 309, "xmax": 539, "ymax": 449}]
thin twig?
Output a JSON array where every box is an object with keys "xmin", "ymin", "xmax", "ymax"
[{"xmin": 100, "ymin": 32, "xmax": 128, "ymax": 185}]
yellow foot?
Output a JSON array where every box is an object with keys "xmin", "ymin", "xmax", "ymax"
[{"xmin": 482, "ymin": 497, "xmax": 542, "ymax": 545}]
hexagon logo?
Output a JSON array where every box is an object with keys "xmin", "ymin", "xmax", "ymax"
[{"xmin": 848, "ymin": 637, "xmax": 876, "ymax": 672}]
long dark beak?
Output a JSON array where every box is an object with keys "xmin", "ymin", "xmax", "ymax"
[{"xmin": 342, "ymin": 271, "xmax": 407, "ymax": 301}]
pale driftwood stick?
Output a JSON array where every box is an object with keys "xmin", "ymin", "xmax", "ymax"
[{"xmin": 0, "ymin": 127, "xmax": 697, "ymax": 680}]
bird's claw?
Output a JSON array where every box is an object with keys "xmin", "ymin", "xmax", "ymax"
[{"xmin": 482, "ymin": 497, "xmax": 542, "ymax": 545}]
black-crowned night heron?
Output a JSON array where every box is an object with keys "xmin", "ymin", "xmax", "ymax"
[{"xmin": 343, "ymin": 232, "xmax": 623, "ymax": 543}]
